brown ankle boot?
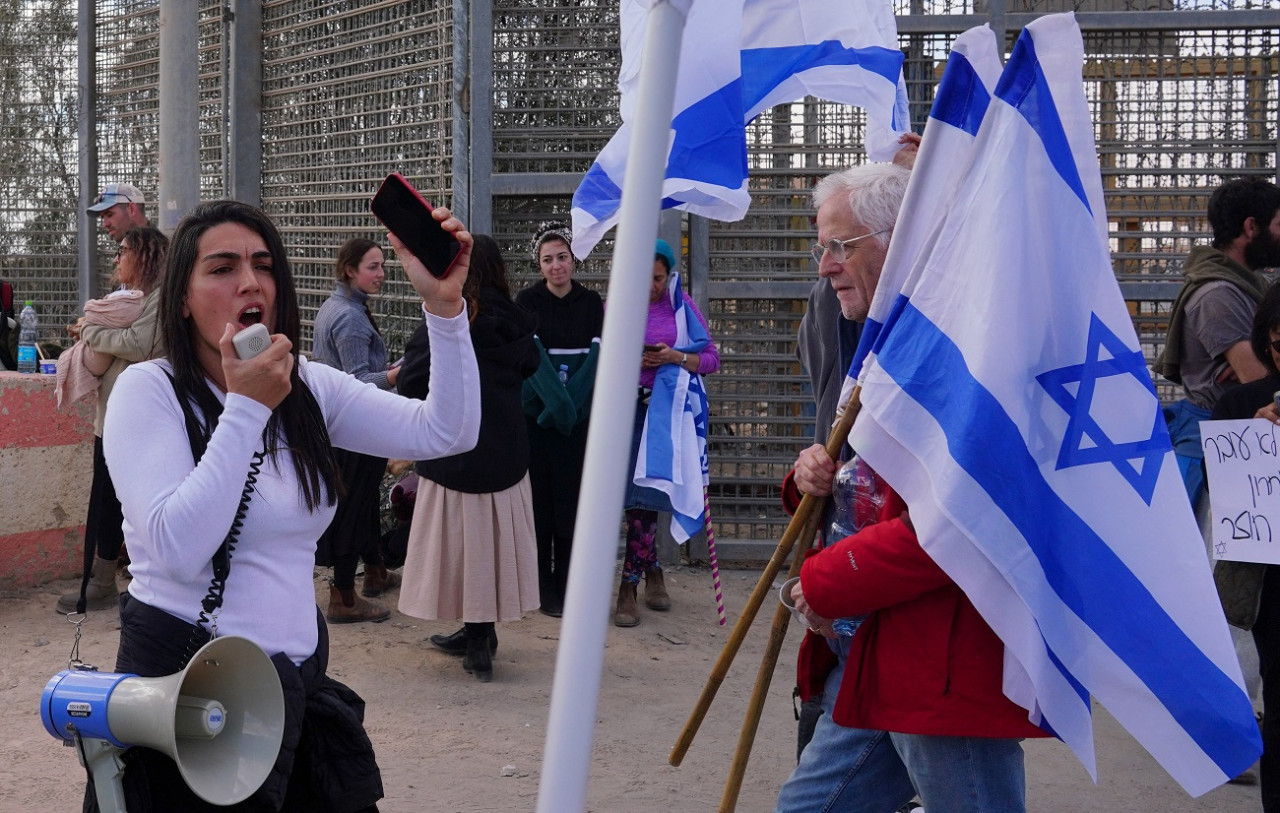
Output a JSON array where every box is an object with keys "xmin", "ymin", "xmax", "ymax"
[
  {"xmin": 55, "ymin": 556, "xmax": 119, "ymax": 614},
  {"xmin": 326, "ymin": 584, "xmax": 391, "ymax": 624},
  {"xmin": 361, "ymin": 565, "xmax": 402, "ymax": 597},
  {"xmin": 613, "ymin": 581, "xmax": 640, "ymax": 627},
  {"xmin": 644, "ymin": 567, "xmax": 671, "ymax": 611}
]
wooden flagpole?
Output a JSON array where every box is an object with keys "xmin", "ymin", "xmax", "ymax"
[{"xmin": 669, "ymin": 386, "xmax": 861, "ymax": 770}]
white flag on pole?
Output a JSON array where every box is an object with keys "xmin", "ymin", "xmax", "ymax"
[
  {"xmin": 571, "ymin": 0, "xmax": 909, "ymax": 260},
  {"xmin": 843, "ymin": 23, "xmax": 1003, "ymax": 401},
  {"xmin": 852, "ymin": 12, "xmax": 1261, "ymax": 795}
]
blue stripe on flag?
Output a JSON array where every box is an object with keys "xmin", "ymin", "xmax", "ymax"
[
  {"xmin": 740, "ymin": 42, "xmax": 904, "ymax": 114},
  {"xmin": 850, "ymin": 319, "xmax": 881, "ymax": 382},
  {"xmin": 1047, "ymin": 641, "xmax": 1089, "ymax": 710},
  {"xmin": 573, "ymin": 162, "xmax": 623, "ymax": 221},
  {"xmin": 994, "ymin": 34, "xmax": 1090, "ymax": 214},
  {"xmin": 873, "ymin": 293, "xmax": 911, "ymax": 357},
  {"xmin": 878, "ymin": 301, "xmax": 1258, "ymax": 775},
  {"xmin": 849, "ymin": 292, "xmax": 912, "ymax": 382},
  {"xmin": 1030, "ymin": 643, "xmax": 1087, "ymax": 742},
  {"xmin": 930, "ymin": 52, "xmax": 990, "ymax": 136},
  {"xmin": 573, "ymin": 82, "xmax": 749, "ymax": 225},
  {"xmin": 644, "ymin": 373, "xmax": 678, "ymax": 483},
  {"xmin": 668, "ymin": 78, "xmax": 749, "ymax": 189}
]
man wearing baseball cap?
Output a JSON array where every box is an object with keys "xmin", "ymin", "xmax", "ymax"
[
  {"xmin": 54, "ymin": 182, "xmax": 153, "ymax": 615},
  {"xmin": 86, "ymin": 182, "xmax": 148, "ymax": 242}
]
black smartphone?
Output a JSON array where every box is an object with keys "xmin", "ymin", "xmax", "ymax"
[{"xmin": 369, "ymin": 173, "xmax": 460, "ymax": 278}]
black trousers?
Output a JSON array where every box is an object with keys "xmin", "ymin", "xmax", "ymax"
[
  {"xmin": 84, "ymin": 595, "xmax": 381, "ymax": 812},
  {"xmin": 527, "ymin": 419, "xmax": 589, "ymax": 601},
  {"xmin": 84, "ymin": 434, "xmax": 125, "ymax": 562},
  {"xmin": 1255, "ymin": 565, "xmax": 1280, "ymax": 811},
  {"xmin": 315, "ymin": 449, "xmax": 388, "ymax": 590}
]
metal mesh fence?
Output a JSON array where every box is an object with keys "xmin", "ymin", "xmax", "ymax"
[
  {"xmin": 1, "ymin": 1, "xmax": 1275, "ymax": 542},
  {"xmin": 0, "ymin": 0, "xmax": 78, "ymax": 341},
  {"xmin": 261, "ymin": 0, "xmax": 456, "ymax": 358},
  {"xmin": 93, "ymin": 0, "xmax": 226, "ymax": 293}
]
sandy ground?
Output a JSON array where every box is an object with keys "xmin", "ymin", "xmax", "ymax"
[{"xmin": 2, "ymin": 564, "xmax": 1262, "ymax": 812}]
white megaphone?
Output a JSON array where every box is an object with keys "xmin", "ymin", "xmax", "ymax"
[{"xmin": 40, "ymin": 635, "xmax": 285, "ymax": 812}]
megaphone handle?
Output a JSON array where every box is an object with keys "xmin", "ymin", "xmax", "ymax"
[{"xmin": 78, "ymin": 737, "xmax": 128, "ymax": 813}]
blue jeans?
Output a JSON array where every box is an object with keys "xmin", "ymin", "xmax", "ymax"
[
  {"xmin": 1164, "ymin": 398, "xmax": 1211, "ymax": 509},
  {"xmin": 774, "ymin": 660, "xmax": 1026, "ymax": 813}
]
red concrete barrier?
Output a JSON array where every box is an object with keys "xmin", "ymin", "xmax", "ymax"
[{"xmin": 0, "ymin": 371, "xmax": 95, "ymax": 588}]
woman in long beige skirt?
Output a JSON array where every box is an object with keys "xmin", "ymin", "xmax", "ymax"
[{"xmin": 396, "ymin": 235, "xmax": 541, "ymax": 681}]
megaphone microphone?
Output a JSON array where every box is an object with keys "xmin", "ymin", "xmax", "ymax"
[{"xmin": 40, "ymin": 635, "xmax": 285, "ymax": 812}]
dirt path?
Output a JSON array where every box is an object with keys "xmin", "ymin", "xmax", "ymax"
[{"xmin": 2, "ymin": 565, "xmax": 1259, "ymax": 812}]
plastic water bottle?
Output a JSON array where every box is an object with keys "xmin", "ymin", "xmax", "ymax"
[
  {"xmin": 827, "ymin": 455, "xmax": 887, "ymax": 542},
  {"xmin": 16, "ymin": 301, "xmax": 38, "ymax": 373},
  {"xmin": 823, "ymin": 454, "xmax": 887, "ymax": 638},
  {"xmin": 557, "ymin": 363, "xmax": 569, "ymax": 385},
  {"xmin": 831, "ymin": 616, "xmax": 865, "ymax": 637}
]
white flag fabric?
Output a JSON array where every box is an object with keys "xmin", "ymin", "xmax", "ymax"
[
  {"xmin": 851, "ymin": 12, "xmax": 1260, "ymax": 796},
  {"xmin": 843, "ymin": 23, "xmax": 1003, "ymax": 404},
  {"xmin": 855, "ymin": 22, "xmax": 1003, "ymax": 384},
  {"xmin": 571, "ymin": 0, "xmax": 909, "ymax": 260}
]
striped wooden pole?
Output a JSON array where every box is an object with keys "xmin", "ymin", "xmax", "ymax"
[{"xmin": 702, "ymin": 483, "xmax": 726, "ymax": 625}]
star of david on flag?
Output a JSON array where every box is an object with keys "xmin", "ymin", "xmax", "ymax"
[
  {"xmin": 1036, "ymin": 313, "xmax": 1171, "ymax": 505},
  {"xmin": 849, "ymin": 12, "xmax": 1260, "ymax": 796}
]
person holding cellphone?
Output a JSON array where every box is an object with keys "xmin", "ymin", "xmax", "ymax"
[
  {"xmin": 90, "ymin": 200, "xmax": 480, "ymax": 810},
  {"xmin": 311, "ymin": 237, "xmax": 404, "ymax": 623},
  {"xmin": 612, "ymin": 239, "xmax": 719, "ymax": 627}
]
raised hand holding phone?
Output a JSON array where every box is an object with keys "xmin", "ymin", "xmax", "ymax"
[
  {"xmin": 386, "ymin": 219, "xmax": 471, "ymax": 318},
  {"xmin": 370, "ymin": 173, "xmax": 471, "ymax": 317}
]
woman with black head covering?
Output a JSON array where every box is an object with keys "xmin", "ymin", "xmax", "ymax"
[{"xmin": 515, "ymin": 222, "xmax": 603, "ymax": 616}]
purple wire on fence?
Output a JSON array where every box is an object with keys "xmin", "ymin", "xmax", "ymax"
[{"xmin": 703, "ymin": 484, "xmax": 726, "ymax": 625}]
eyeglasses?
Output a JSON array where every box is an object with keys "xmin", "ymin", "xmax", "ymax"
[
  {"xmin": 114, "ymin": 245, "xmax": 132, "ymax": 260},
  {"xmin": 810, "ymin": 229, "xmax": 890, "ymax": 265},
  {"xmin": 1271, "ymin": 339, "xmax": 1280, "ymax": 355}
]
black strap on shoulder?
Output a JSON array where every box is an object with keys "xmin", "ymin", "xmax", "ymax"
[{"xmin": 164, "ymin": 371, "xmax": 264, "ymax": 667}]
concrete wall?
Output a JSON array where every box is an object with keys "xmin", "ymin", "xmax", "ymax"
[{"xmin": 0, "ymin": 372, "xmax": 94, "ymax": 588}]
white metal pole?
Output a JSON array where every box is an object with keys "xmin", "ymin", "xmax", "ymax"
[{"xmin": 535, "ymin": 2, "xmax": 689, "ymax": 810}]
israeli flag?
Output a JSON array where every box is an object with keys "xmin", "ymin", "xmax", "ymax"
[
  {"xmin": 847, "ymin": 24, "xmax": 1003, "ymax": 390},
  {"xmin": 571, "ymin": 0, "xmax": 909, "ymax": 260},
  {"xmin": 634, "ymin": 271, "xmax": 711, "ymax": 541},
  {"xmin": 852, "ymin": 13, "xmax": 1260, "ymax": 795}
]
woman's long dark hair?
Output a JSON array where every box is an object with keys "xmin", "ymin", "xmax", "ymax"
[
  {"xmin": 160, "ymin": 200, "xmax": 340, "ymax": 510},
  {"xmin": 464, "ymin": 234, "xmax": 513, "ymax": 319}
]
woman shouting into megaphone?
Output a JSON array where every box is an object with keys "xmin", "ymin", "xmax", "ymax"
[{"xmin": 88, "ymin": 200, "xmax": 481, "ymax": 811}]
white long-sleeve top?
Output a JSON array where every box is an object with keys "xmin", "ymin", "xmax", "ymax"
[{"xmin": 104, "ymin": 309, "xmax": 481, "ymax": 664}]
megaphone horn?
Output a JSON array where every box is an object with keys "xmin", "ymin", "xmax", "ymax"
[{"xmin": 41, "ymin": 635, "xmax": 285, "ymax": 811}]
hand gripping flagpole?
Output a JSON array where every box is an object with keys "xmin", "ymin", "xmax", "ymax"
[
  {"xmin": 535, "ymin": 2, "xmax": 690, "ymax": 812},
  {"xmin": 669, "ymin": 386, "xmax": 861, "ymax": 780}
]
